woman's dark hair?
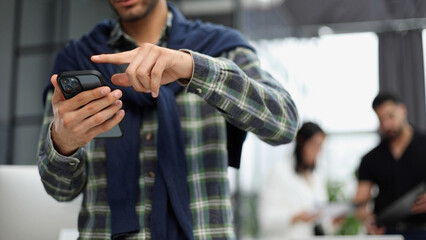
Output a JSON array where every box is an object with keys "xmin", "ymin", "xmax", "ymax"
[{"xmin": 294, "ymin": 122, "xmax": 325, "ymax": 174}]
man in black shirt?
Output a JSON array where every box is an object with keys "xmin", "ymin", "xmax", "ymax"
[{"xmin": 355, "ymin": 92, "xmax": 426, "ymax": 240}]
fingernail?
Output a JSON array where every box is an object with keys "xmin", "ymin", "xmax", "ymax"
[
  {"xmin": 91, "ymin": 55, "xmax": 99, "ymax": 60},
  {"xmin": 115, "ymin": 100, "xmax": 122, "ymax": 107},
  {"xmin": 114, "ymin": 90, "xmax": 122, "ymax": 98}
]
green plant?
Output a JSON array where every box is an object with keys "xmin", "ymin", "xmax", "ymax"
[
  {"xmin": 327, "ymin": 181, "xmax": 346, "ymax": 202},
  {"xmin": 327, "ymin": 180, "xmax": 363, "ymax": 235},
  {"xmin": 335, "ymin": 214, "xmax": 363, "ymax": 235}
]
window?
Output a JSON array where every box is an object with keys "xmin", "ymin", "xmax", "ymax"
[
  {"xmin": 231, "ymin": 32, "xmax": 380, "ymax": 200},
  {"xmin": 422, "ymin": 30, "xmax": 426, "ymax": 106}
]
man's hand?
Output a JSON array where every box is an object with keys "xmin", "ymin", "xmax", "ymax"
[
  {"xmin": 365, "ymin": 215, "xmax": 386, "ymax": 235},
  {"xmin": 50, "ymin": 74, "xmax": 125, "ymax": 156},
  {"xmin": 411, "ymin": 193, "xmax": 426, "ymax": 214},
  {"xmin": 91, "ymin": 43, "xmax": 194, "ymax": 98}
]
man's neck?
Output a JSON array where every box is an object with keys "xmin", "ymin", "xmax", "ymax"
[
  {"xmin": 389, "ymin": 124, "xmax": 413, "ymax": 160},
  {"xmin": 120, "ymin": 1, "xmax": 168, "ymax": 46}
]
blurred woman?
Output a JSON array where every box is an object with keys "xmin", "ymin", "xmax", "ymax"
[{"xmin": 258, "ymin": 122, "xmax": 328, "ymax": 239}]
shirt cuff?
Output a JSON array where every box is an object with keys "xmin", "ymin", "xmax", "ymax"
[
  {"xmin": 184, "ymin": 50, "xmax": 222, "ymax": 98},
  {"xmin": 44, "ymin": 121, "xmax": 85, "ymax": 171}
]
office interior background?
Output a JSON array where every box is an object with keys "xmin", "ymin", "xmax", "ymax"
[{"xmin": 1, "ymin": 0, "xmax": 426, "ymax": 239}]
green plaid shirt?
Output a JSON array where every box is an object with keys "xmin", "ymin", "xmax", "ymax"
[{"xmin": 37, "ymin": 13, "xmax": 299, "ymax": 240}]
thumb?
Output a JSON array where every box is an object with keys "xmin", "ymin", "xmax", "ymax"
[
  {"xmin": 50, "ymin": 74, "xmax": 65, "ymax": 103},
  {"xmin": 111, "ymin": 73, "xmax": 132, "ymax": 87}
]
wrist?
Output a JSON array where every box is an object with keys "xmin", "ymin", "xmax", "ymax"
[
  {"xmin": 50, "ymin": 123, "xmax": 78, "ymax": 156},
  {"xmin": 178, "ymin": 49, "xmax": 194, "ymax": 80}
]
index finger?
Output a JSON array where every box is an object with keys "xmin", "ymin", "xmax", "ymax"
[
  {"xmin": 415, "ymin": 193, "xmax": 426, "ymax": 204},
  {"xmin": 91, "ymin": 48, "xmax": 138, "ymax": 65},
  {"xmin": 67, "ymin": 86, "xmax": 112, "ymax": 111}
]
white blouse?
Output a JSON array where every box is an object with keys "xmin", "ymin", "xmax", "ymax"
[{"xmin": 257, "ymin": 158, "xmax": 329, "ymax": 239}]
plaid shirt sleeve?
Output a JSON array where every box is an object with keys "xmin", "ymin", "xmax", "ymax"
[
  {"xmin": 37, "ymin": 91, "xmax": 88, "ymax": 202},
  {"xmin": 186, "ymin": 47, "xmax": 299, "ymax": 145}
]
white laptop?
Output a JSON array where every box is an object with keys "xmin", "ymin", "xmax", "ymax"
[
  {"xmin": 290, "ymin": 235, "xmax": 404, "ymax": 240},
  {"xmin": 0, "ymin": 165, "xmax": 82, "ymax": 240}
]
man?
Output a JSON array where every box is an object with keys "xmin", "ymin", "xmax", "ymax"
[
  {"xmin": 37, "ymin": 0, "xmax": 299, "ymax": 239},
  {"xmin": 355, "ymin": 92, "xmax": 426, "ymax": 240}
]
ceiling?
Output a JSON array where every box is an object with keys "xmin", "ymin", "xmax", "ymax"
[{"xmin": 174, "ymin": 0, "xmax": 426, "ymax": 39}]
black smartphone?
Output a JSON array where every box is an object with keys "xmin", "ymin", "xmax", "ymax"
[{"xmin": 57, "ymin": 70, "xmax": 123, "ymax": 138}]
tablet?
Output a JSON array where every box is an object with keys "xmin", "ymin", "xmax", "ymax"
[{"xmin": 376, "ymin": 181, "xmax": 426, "ymax": 226}]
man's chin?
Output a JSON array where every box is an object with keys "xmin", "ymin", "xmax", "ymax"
[
  {"xmin": 119, "ymin": 7, "xmax": 152, "ymax": 22},
  {"xmin": 384, "ymin": 131, "xmax": 397, "ymax": 140},
  {"xmin": 121, "ymin": 14, "xmax": 143, "ymax": 22}
]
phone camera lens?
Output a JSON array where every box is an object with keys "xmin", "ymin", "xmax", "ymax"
[
  {"xmin": 61, "ymin": 78, "xmax": 69, "ymax": 85},
  {"xmin": 70, "ymin": 78, "xmax": 81, "ymax": 91},
  {"xmin": 64, "ymin": 85, "xmax": 73, "ymax": 92},
  {"xmin": 71, "ymin": 81, "xmax": 79, "ymax": 88}
]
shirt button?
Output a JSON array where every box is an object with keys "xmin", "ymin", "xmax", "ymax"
[
  {"xmin": 145, "ymin": 133, "xmax": 152, "ymax": 140},
  {"xmin": 196, "ymin": 88, "xmax": 202, "ymax": 94},
  {"xmin": 148, "ymin": 171, "xmax": 155, "ymax": 178}
]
